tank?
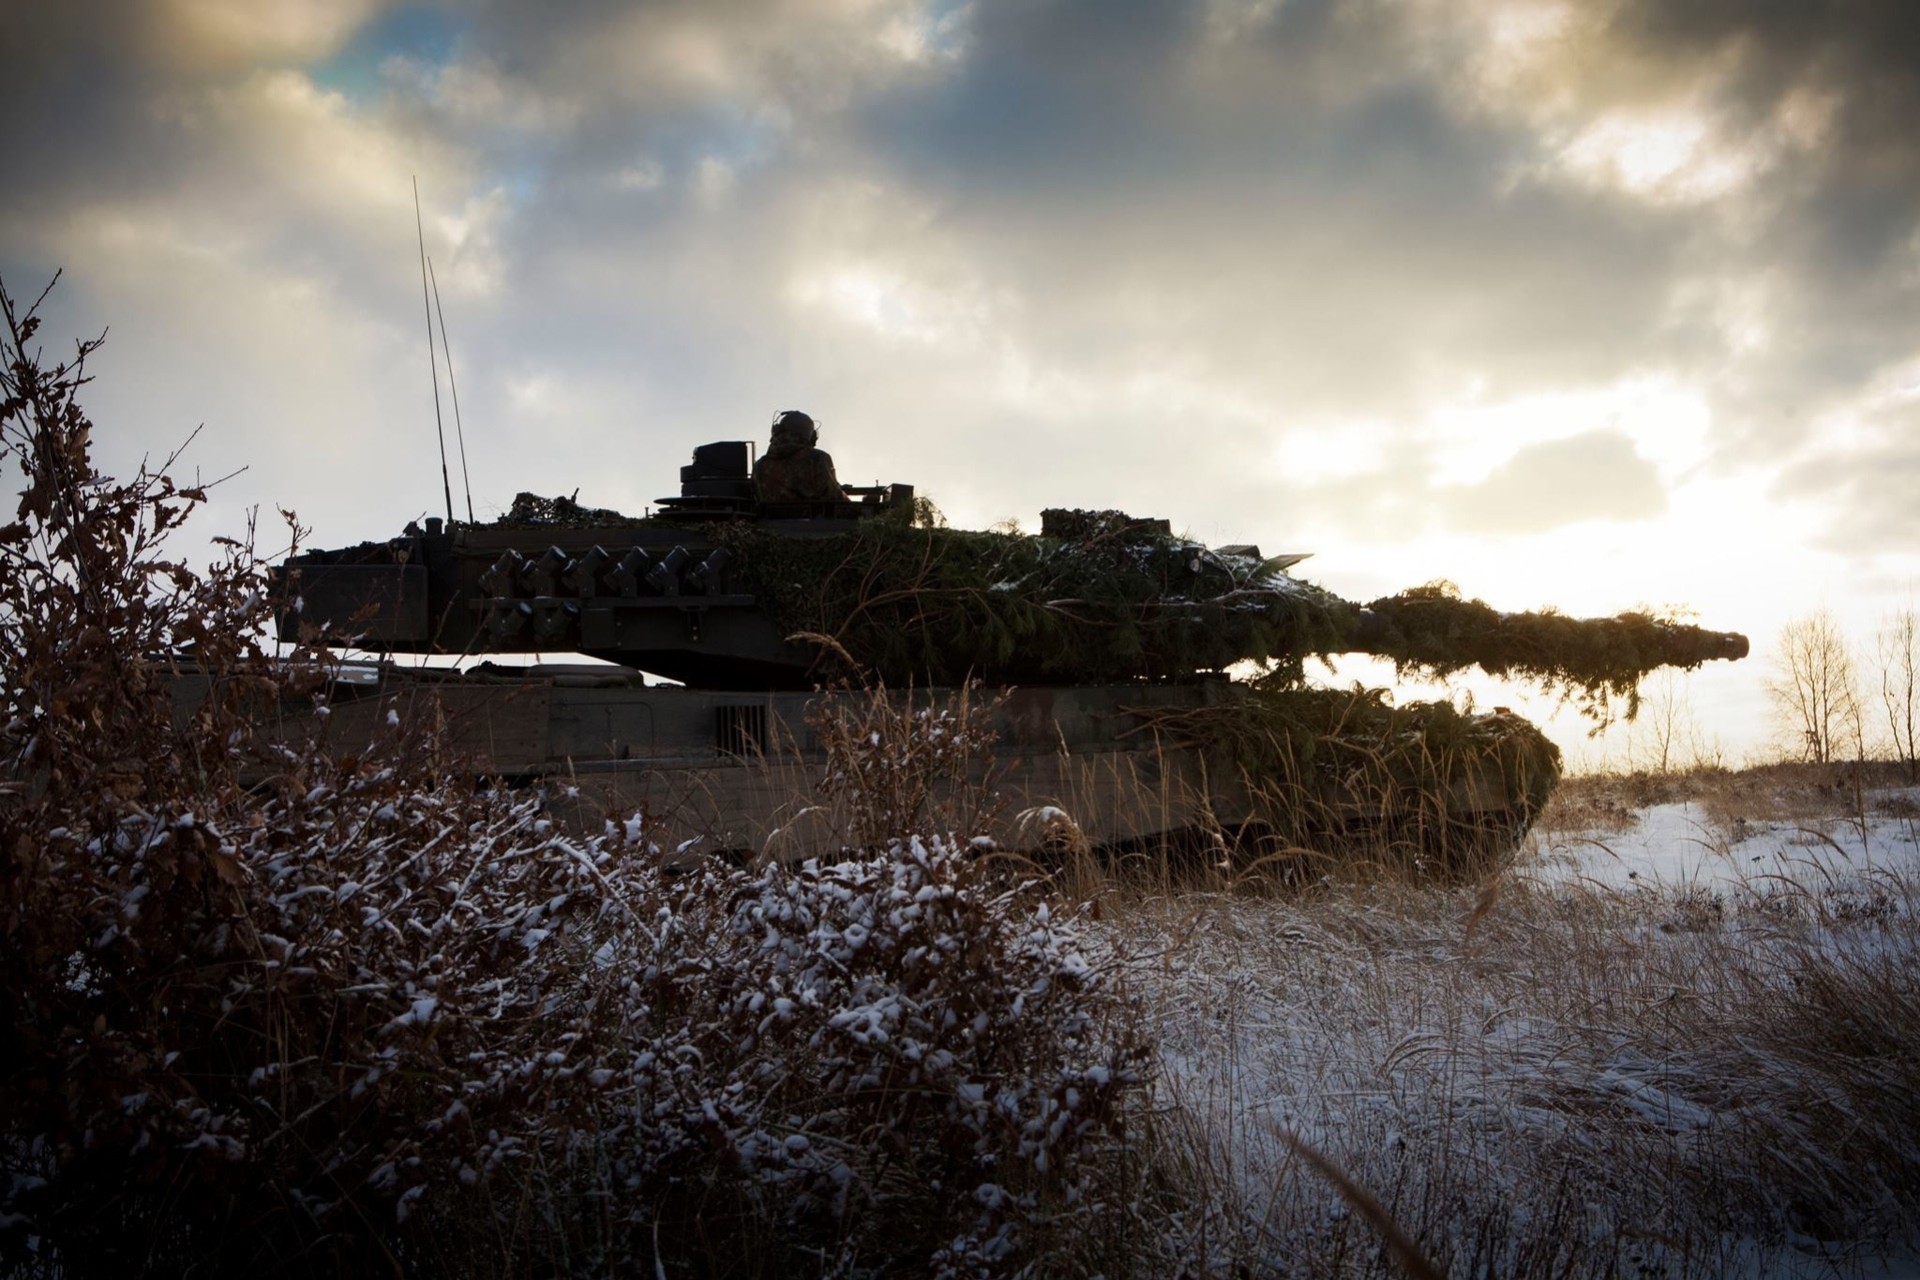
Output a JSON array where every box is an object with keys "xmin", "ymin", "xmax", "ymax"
[{"xmin": 252, "ymin": 440, "xmax": 1750, "ymax": 877}]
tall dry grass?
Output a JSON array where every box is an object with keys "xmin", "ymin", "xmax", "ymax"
[
  {"xmin": 1100, "ymin": 848, "xmax": 1920, "ymax": 1277},
  {"xmin": 1543, "ymin": 759, "xmax": 1920, "ymax": 839},
  {"xmin": 0, "ymin": 280, "xmax": 1151, "ymax": 1279}
]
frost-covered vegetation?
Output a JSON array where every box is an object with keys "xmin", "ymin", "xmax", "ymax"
[
  {"xmin": 500, "ymin": 492, "xmax": 1747, "ymax": 716},
  {"xmin": 6, "ymin": 281, "xmax": 1915, "ymax": 1278},
  {"xmin": 1119, "ymin": 770, "xmax": 1920, "ymax": 1277},
  {"xmin": 0, "ymin": 281, "xmax": 1147, "ymax": 1276}
]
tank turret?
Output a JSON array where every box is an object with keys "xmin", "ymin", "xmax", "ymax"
[
  {"xmin": 274, "ymin": 440, "xmax": 921, "ymax": 688},
  {"xmin": 274, "ymin": 440, "xmax": 1747, "ymax": 714}
]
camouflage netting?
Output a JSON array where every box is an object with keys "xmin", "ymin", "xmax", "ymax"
[
  {"xmin": 1360, "ymin": 581, "xmax": 1743, "ymax": 724},
  {"xmin": 498, "ymin": 490, "xmax": 645, "ymax": 528},
  {"xmin": 480, "ymin": 497, "xmax": 1739, "ymax": 863},
  {"xmin": 1127, "ymin": 685, "xmax": 1563, "ymax": 879},
  {"xmin": 705, "ymin": 517, "xmax": 1740, "ymax": 722},
  {"xmin": 487, "ymin": 498, "xmax": 1744, "ymax": 725},
  {"xmin": 709, "ymin": 513, "xmax": 1356, "ymax": 687}
]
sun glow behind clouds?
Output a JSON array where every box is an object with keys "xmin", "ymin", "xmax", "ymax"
[
  {"xmin": 1553, "ymin": 110, "xmax": 1762, "ymax": 204},
  {"xmin": 1272, "ymin": 420, "xmax": 1395, "ymax": 483},
  {"xmin": 878, "ymin": 0, "xmax": 972, "ymax": 66},
  {"xmin": 1423, "ymin": 375, "xmax": 1709, "ymax": 486},
  {"xmin": 794, "ymin": 264, "xmax": 954, "ymax": 344},
  {"xmin": 158, "ymin": 0, "xmax": 380, "ymax": 69}
]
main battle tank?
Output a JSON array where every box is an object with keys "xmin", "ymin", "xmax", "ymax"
[{"xmin": 263, "ymin": 440, "xmax": 1749, "ymax": 877}]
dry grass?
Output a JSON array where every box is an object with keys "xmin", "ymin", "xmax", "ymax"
[
  {"xmin": 1546, "ymin": 760, "xmax": 1919, "ymax": 837},
  {"xmin": 1096, "ymin": 811, "xmax": 1920, "ymax": 1278}
]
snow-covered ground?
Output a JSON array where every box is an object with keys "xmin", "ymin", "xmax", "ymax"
[
  {"xmin": 1528, "ymin": 785, "xmax": 1920, "ymax": 895},
  {"xmin": 1116, "ymin": 780, "xmax": 1920, "ymax": 1278}
]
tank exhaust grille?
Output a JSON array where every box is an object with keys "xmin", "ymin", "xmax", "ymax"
[{"xmin": 715, "ymin": 704, "xmax": 769, "ymax": 758}]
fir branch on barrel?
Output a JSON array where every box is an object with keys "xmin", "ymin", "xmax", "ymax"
[{"xmin": 484, "ymin": 496, "xmax": 1746, "ymax": 724}]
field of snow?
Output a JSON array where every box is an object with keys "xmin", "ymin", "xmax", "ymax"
[
  {"xmin": 1529, "ymin": 784, "xmax": 1920, "ymax": 895},
  {"xmin": 1110, "ymin": 775, "xmax": 1920, "ymax": 1278}
]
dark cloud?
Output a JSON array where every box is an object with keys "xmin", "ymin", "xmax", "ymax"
[
  {"xmin": 840, "ymin": 7, "xmax": 1701, "ymax": 438},
  {"xmin": 14, "ymin": 0, "xmax": 1903, "ymax": 502},
  {"xmin": 1616, "ymin": 0, "xmax": 1920, "ymax": 190},
  {"xmin": 1576, "ymin": 0, "xmax": 1920, "ymax": 463},
  {"xmin": 0, "ymin": 4, "xmax": 172, "ymax": 230}
]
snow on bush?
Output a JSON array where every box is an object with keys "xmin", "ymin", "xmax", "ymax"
[{"xmin": 0, "ymin": 279, "xmax": 1148, "ymax": 1276}]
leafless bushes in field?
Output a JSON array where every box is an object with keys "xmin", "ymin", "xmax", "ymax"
[
  {"xmin": 0, "ymin": 278, "xmax": 1148, "ymax": 1278},
  {"xmin": 1877, "ymin": 607, "xmax": 1919, "ymax": 781},
  {"xmin": 1125, "ymin": 868, "xmax": 1920, "ymax": 1278},
  {"xmin": 1768, "ymin": 610, "xmax": 1864, "ymax": 766},
  {"xmin": 1765, "ymin": 606, "xmax": 1920, "ymax": 776}
]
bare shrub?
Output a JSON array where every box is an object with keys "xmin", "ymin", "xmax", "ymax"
[
  {"xmin": 1625, "ymin": 667, "xmax": 1724, "ymax": 775},
  {"xmin": 1767, "ymin": 610, "xmax": 1864, "ymax": 766},
  {"xmin": 1877, "ymin": 606, "xmax": 1919, "ymax": 780},
  {"xmin": 0, "ymin": 278, "xmax": 1149, "ymax": 1277},
  {"xmin": 812, "ymin": 681, "xmax": 1004, "ymax": 850}
]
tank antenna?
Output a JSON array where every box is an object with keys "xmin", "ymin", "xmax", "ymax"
[
  {"xmin": 426, "ymin": 255, "xmax": 475, "ymax": 524},
  {"xmin": 413, "ymin": 175, "xmax": 455, "ymax": 525}
]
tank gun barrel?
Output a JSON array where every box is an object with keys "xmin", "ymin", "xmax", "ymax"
[
  {"xmin": 1330, "ymin": 590, "xmax": 1749, "ymax": 721},
  {"xmin": 1348, "ymin": 604, "xmax": 1750, "ymax": 664}
]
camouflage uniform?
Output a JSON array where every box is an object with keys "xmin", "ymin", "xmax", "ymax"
[{"xmin": 753, "ymin": 411, "xmax": 843, "ymax": 503}]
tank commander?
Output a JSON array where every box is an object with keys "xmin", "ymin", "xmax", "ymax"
[{"xmin": 752, "ymin": 409, "xmax": 845, "ymax": 503}]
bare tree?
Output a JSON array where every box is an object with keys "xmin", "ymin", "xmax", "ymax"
[
  {"xmin": 1633, "ymin": 669, "xmax": 1698, "ymax": 774},
  {"xmin": 1767, "ymin": 610, "xmax": 1862, "ymax": 765},
  {"xmin": 1877, "ymin": 606, "xmax": 1919, "ymax": 780}
]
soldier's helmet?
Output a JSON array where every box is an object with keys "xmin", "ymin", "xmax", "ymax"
[{"xmin": 770, "ymin": 409, "xmax": 816, "ymax": 448}]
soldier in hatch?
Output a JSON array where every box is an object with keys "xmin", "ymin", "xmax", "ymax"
[{"xmin": 752, "ymin": 409, "xmax": 845, "ymax": 503}]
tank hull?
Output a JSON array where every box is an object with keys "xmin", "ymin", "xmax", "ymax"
[{"xmin": 176, "ymin": 661, "xmax": 1543, "ymax": 873}]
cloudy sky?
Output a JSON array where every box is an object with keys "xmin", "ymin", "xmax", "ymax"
[{"xmin": 5, "ymin": 0, "xmax": 1918, "ymax": 763}]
